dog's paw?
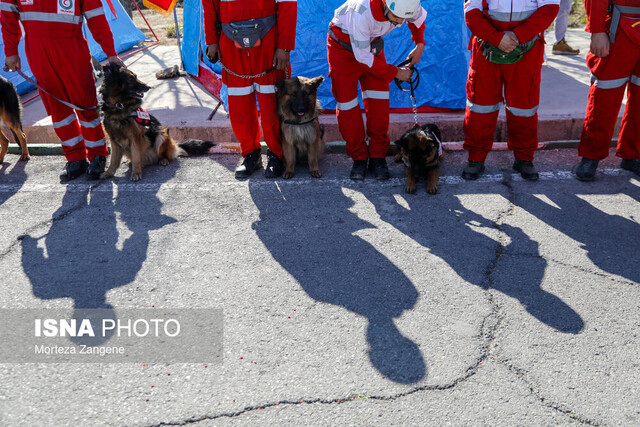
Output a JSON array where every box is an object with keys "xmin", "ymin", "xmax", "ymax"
[
  {"xmin": 19, "ymin": 153, "xmax": 30, "ymax": 161},
  {"xmin": 427, "ymin": 183, "xmax": 438, "ymax": 195},
  {"xmin": 405, "ymin": 184, "xmax": 417, "ymax": 194},
  {"xmin": 394, "ymin": 152, "xmax": 403, "ymax": 163},
  {"xmin": 283, "ymin": 171, "xmax": 294, "ymax": 179},
  {"xmin": 310, "ymin": 170, "xmax": 322, "ymax": 178},
  {"xmin": 159, "ymin": 158, "xmax": 169, "ymax": 166},
  {"xmin": 131, "ymin": 173, "xmax": 142, "ymax": 181},
  {"xmin": 99, "ymin": 171, "xmax": 114, "ymax": 180}
]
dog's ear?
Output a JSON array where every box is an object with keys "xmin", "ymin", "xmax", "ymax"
[
  {"xmin": 394, "ymin": 136, "xmax": 408, "ymax": 150},
  {"xmin": 422, "ymin": 123, "xmax": 441, "ymax": 142},
  {"xmin": 309, "ymin": 76, "xmax": 324, "ymax": 91},
  {"xmin": 275, "ymin": 79, "xmax": 286, "ymax": 93},
  {"xmin": 101, "ymin": 62, "xmax": 120, "ymax": 75}
]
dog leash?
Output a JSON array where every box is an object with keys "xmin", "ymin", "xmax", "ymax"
[
  {"xmin": 394, "ymin": 58, "xmax": 420, "ymax": 127},
  {"xmin": 7, "ymin": 68, "xmax": 98, "ymax": 111}
]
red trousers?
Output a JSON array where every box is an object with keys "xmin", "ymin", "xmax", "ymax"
[
  {"xmin": 579, "ymin": 23, "xmax": 640, "ymax": 161},
  {"xmin": 25, "ymin": 35, "xmax": 107, "ymax": 162},
  {"xmin": 327, "ymin": 34, "xmax": 391, "ymax": 161},
  {"xmin": 220, "ymin": 28, "xmax": 285, "ymax": 158},
  {"xmin": 463, "ymin": 40, "xmax": 544, "ymax": 162}
]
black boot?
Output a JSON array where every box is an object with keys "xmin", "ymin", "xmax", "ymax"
[
  {"xmin": 234, "ymin": 149, "xmax": 263, "ymax": 179},
  {"xmin": 369, "ymin": 157, "xmax": 390, "ymax": 180},
  {"xmin": 572, "ymin": 158, "xmax": 599, "ymax": 182},
  {"xmin": 461, "ymin": 161, "xmax": 485, "ymax": 180},
  {"xmin": 621, "ymin": 158, "xmax": 640, "ymax": 177},
  {"xmin": 86, "ymin": 155, "xmax": 107, "ymax": 180},
  {"xmin": 264, "ymin": 150, "xmax": 284, "ymax": 178},
  {"xmin": 60, "ymin": 160, "xmax": 88, "ymax": 182},
  {"xmin": 513, "ymin": 158, "xmax": 539, "ymax": 181},
  {"xmin": 350, "ymin": 159, "xmax": 368, "ymax": 180}
]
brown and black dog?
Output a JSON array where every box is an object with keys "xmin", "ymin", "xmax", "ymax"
[
  {"xmin": 0, "ymin": 75, "xmax": 29, "ymax": 163},
  {"xmin": 394, "ymin": 124, "xmax": 442, "ymax": 194},
  {"xmin": 99, "ymin": 64, "xmax": 214, "ymax": 181},
  {"xmin": 275, "ymin": 76, "xmax": 325, "ymax": 179}
]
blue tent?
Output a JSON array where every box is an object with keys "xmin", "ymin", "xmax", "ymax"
[
  {"xmin": 0, "ymin": 0, "xmax": 146, "ymax": 95},
  {"xmin": 182, "ymin": 0, "xmax": 470, "ymax": 110}
]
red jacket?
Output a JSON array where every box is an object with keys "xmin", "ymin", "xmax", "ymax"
[
  {"xmin": 202, "ymin": 0, "xmax": 297, "ymax": 51},
  {"xmin": 585, "ymin": 0, "xmax": 640, "ymax": 34},
  {"xmin": 0, "ymin": 0, "xmax": 117, "ymax": 57}
]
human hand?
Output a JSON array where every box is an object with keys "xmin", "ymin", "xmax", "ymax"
[
  {"xmin": 3, "ymin": 55, "xmax": 20, "ymax": 72},
  {"xmin": 273, "ymin": 48, "xmax": 290, "ymax": 70},
  {"xmin": 396, "ymin": 67, "xmax": 413, "ymax": 82},
  {"xmin": 406, "ymin": 43, "xmax": 425, "ymax": 66},
  {"xmin": 206, "ymin": 44, "xmax": 221, "ymax": 63},
  {"xmin": 590, "ymin": 32, "xmax": 610, "ymax": 58},
  {"xmin": 498, "ymin": 31, "xmax": 519, "ymax": 53},
  {"xmin": 107, "ymin": 56, "xmax": 125, "ymax": 68}
]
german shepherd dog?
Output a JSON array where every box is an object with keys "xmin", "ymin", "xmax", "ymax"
[
  {"xmin": 0, "ymin": 75, "xmax": 29, "ymax": 163},
  {"xmin": 394, "ymin": 124, "xmax": 442, "ymax": 194},
  {"xmin": 275, "ymin": 76, "xmax": 326, "ymax": 179},
  {"xmin": 99, "ymin": 64, "xmax": 214, "ymax": 181}
]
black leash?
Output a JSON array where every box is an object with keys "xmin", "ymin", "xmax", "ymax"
[{"xmin": 394, "ymin": 58, "xmax": 420, "ymax": 127}]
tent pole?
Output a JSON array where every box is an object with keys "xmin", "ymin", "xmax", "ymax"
[{"xmin": 173, "ymin": 7, "xmax": 184, "ymax": 70}]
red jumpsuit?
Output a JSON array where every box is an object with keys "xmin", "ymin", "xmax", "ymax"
[
  {"xmin": 1, "ymin": 0, "xmax": 117, "ymax": 162},
  {"xmin": 464, "ymin": 0, "xmax": 559, "ymax": 162},
  {"xmin": 579, "ymin": 0, "xmax": 640, "ymax": 161},
  {"xmin": 327, "ymin": 0, "xmax": 426, "ymax": 161},
  {"xmin": 202, "ymin": 0, "xmax": 297, "ymax": 158}
]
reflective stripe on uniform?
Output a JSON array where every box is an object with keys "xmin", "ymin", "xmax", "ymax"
[
  {"xmin": 83, "ymin": 7, "xmax": 104, "ymax": 19},
  {"xmin": 60, "ymin": 136, "xmax": 83, "ymax": 147},
  {"xmin": 84, "ymin": 138, "xmax": 106, "ymax": 148},
  {"xmin": 466, "ymin": 99, "xmax": 501, "ymax": 113},
  {"xmin": 591, "ymin": 75, "xmax": 629, "ymax": 89},
  {"xmin": 20, "ymin": 11, "xmax": 83, "ymax": 24},
  {"xmin": 254, "ymin": 83, "xmax": 276, "ymax": 94},
  {"xmin": 53, "ymin": 114, "xmax": 77, "ymax": 129},
  {"xmin": 350, "ymin": 38, "xmax": 370, "ymax": 49},
  {"xmin": 488, "ymin": 10, "xmax": 535, "ymax": 22},
  {"xmin": 630, "ymin": 75, "xmax": 640, "ymax": 86},
  {"xmin": 227, "ymin": 85, "xmax": 255, "ymax": 96},
  {"xmin": 79, "ymin": 117, "xmax": 102, "ymax": 128},
  {"xmin": 336, "ymin": 98, "xmax": 359, "ymax": 111},
  {"xmin": 362, "ymin": 90, "xmax": 389, "ymax": 100},
  {"xmin": 0, "ymin": 3, "xmax": 18, "ymax": 13},
  {"xmin": 505, "ymin": 104, "xmax": 538, "ymax": 117}
]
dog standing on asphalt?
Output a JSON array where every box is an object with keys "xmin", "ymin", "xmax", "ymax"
[
  {"xmin": 99, "ymin": 64, "xmax": 214, "ymax": 181},
  {"xmin": 394, "ymin": 123, "xmax": 442, "ymax": 194},
  {"xmin": 275, "ymin": 76, "xmax": 326, "ymax": 179},
  {"xmin": 0, "ymin": 75, "xmax": 29, "ymax": 163}
]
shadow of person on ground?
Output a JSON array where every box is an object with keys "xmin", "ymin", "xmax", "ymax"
[
  {"xmin": 514, "ymin": 183, "xmax": 640, "ymax": 284},
  {"xmin": 249, "ymin": 181, "xmax": 426, "ymax": 384},
  {"xmin": 21, "ymin": 170, "xmax": 177, "ymax": 345},
  {"xmin": 367, "ymin": 191, "xmax": 584, "ymax": 334}
]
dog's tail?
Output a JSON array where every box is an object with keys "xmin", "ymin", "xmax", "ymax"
[{"xmin": 178, "ymin": 139, "xmax": 216, "ymax": 156}]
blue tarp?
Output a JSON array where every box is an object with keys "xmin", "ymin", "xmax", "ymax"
[
  {"xmin": 182, "ymin": 0, "xmax": 470, "ymax": 110},
  {"xmin": 0, "ymin": 0, "xmax": 146, "ymax": 95}
]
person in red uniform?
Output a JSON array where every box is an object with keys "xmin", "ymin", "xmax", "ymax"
[
  {"xmin": 573, "ymin": 0, "xmax": 640, "ymax": 181},
  {"xmin": 328, "ymin": 0, "xmax": 425, "ymax": 180},
  {"xmin": 463, "ymin": 0, "xmax": 559, "ymax": 181},
  {"xmin": 202, "ymin": 0, "xmax": 297, "ymax": 179},
  {"xmin": 1, "ymin": 0, "xmax": 124, "ymax": 182}
]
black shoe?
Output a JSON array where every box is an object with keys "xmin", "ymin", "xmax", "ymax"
[
  {"xmin": 461, "ymin": 161, "xmax": 485, "ymax": 180},
  {"xmin": 513, "ymin": 158, "xmax": 539, "ymax": 181},
  {"xmin": 620, "ymin": 158, "xmax": 640, "ymax": 177},
  {"xmin": 369, "ymin": 157, "xmax": 390, "ymax": 180},
  {"xmin": 234, "ymin": 149, "xmax": 263, "ymax": 179},
  {"xmin": 264, "ymin": 150, "xmax": 284, "ymax": 178},
  {"xmin": 572, "ymin": 158, "xmax": 599, "ymax": 181},
  {"xmin": 60, "ymin": 160, "xmax": 88, "ymax": 182},
  {"xmin": 350, "ymin": 159, "xmax": 368, "ymax": 180},
  {"xmin": 86, "ymin": 155, "xmax": 107, "ymax": 180}
]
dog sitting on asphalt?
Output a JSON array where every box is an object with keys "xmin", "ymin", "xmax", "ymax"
[
  {"xmin": 0, "ymin": 75, "xmax": 29, "ymax": 163},
  {"xmin": 275, "ymin": 76, "xmax": 326, "ymax": 179},
  {"xmin": 394, "ymin": 123, "xmax": 442, "ymax": 194},
  {"xmin": 99, "ymin": 64, "xmax": 214, "ymax": 181}
]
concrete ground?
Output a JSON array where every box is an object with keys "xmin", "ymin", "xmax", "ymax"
[{"xmin": 1, "ymin": 28, "xmax": 639, "ymax": 426}]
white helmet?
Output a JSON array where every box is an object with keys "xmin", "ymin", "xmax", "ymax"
[{"xmin": 386, "ymin": 0, "xmax": 421, "ymax": 18}]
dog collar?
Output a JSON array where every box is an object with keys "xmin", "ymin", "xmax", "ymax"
[{"xmin": 283, "ymin": 115, "xmax": 317, "ymax": 126}]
